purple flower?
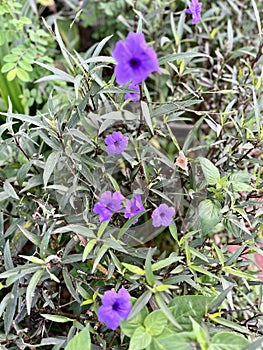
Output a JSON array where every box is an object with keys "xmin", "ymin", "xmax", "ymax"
[
  {"xmin": 125, "ymin": 83, "xmax": 140, "ymax": 102},
  {"xmin": 93, "ymin": 191, "xmax": 124, "ymax": 222},
  {"xmin": 123, "ymin": 194, "xmax": 145, "ymax": 223},
  {"xmin": 151, "ymin": 203, "xmax": 175, "ymax": 227},
  {"xmin": 98, "ymin": 288, "xmax": 132, "ymax": 330},
  {"xmin": 112, "ymin": 32, "xmax": 161, "ymax": 85},
  {"xmin": 105, "ymin": 131, "xmax": 129, "ymax": 155},
  {"xmin": 185, "ymin": 0, "xmax": 202, "ymax": 24}
]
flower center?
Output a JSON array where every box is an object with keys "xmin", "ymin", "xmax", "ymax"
[
  {"xmin": 160, "ymin": 212, "xmax": 165, "ymax": 218},
  {"xmin": 129, "ymin": 58, "xmax": 140, "ymax": 68},
  {"xmin": 112, "ymin": 302, "xmax": 119, "ymax": 311}
]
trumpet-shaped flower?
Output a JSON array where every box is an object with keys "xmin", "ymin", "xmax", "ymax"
[
  {"xmin": 174, "ymin": 151, "xmax": 189, "ymax": 175},
  {"xmin": 105, "ymin": 131, "xmax": 129, "ymax": 155},
  {"xmin": 185, "ymin": 0, "xmax": 202, "ymax": 24},
  {"xmin": 151, "ymin": 203, "xmax": 175, "ymax": 227},
  {"xmin": 123, "ymin": 194, "xmax": 145, "ymax": 223},
  {"xmin": 93, "ymin": 191, "xmax": 124, "ymax": 222},
  {"xmin": 112, "ymin": 32, "xmax": 161, "ymax": 85},
  {"xmin": 98, "ymin": 288, "xmax": 132, "ymax": 330}
]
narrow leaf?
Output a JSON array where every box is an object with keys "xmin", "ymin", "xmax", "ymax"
[
  {"xmin": 43, "ymin": 151, "xmax": 60, "ymax": 188},
  {"xmin": 26, "ymin": 269, "xmax": 44, "ymax": 314}
]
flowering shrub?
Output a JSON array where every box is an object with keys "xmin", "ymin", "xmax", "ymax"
[{"xmin": 0, "ymin": 0, "xmax": 263, "ymax": 349}]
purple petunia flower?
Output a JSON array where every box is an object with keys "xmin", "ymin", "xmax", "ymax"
[
  {"xmin": 185, "ymin": 0, "xmax": 202, "ymax": 24},
  {"xmin": 112, "ymin": 32, "xmax": 161, "ymax": 85},
  {"xmin": 125, "ymin": 83, "xmax": 140, "ymax": 102},
  {"xmin": 105, "ymin": 131, "xmax": 129, "ymax": 155},
  {"xmin": 151, "ymin": 203, "xmax": 175, "ymax": 227},
  {"xmin": 123, "ymin": 194, "xmax": 145, "ymax": 223},
  {"xmin": 93, "ymin": 191, "xmax": 124, "ymax": 222},
  {"xmin": 98, "ymin": 288, "xmax": 132, "ymax": 330}
]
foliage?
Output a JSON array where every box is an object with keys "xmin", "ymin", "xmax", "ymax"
[
  {"xmin": 0, "ymin": 0, "xmax": 263, "ymax": 349},
  {"xmin": 0, "ymin": 0, "xmax": 57, "ymax": 114}
]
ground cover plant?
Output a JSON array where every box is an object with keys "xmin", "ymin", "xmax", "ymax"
[{"xmin": 0, "ymin": 0, "xmax": 263, "ymax": 349}]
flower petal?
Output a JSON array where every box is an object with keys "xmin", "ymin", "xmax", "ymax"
[
  {"xmin": 98, "ymin": 305, "xmax": 121, "ymax": 330},
  {"xmin": 101, "ymin": 290, "xmax": 117, "ymax": 306}
]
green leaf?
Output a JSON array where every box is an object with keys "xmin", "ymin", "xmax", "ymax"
[
  {"xmin": 159, "ymin": 51, "xmax": 209, "ymax": 65},
  {"xmin": 1, "ymin": 62, "xmax": 16, "ymax": 73},
  {"xmin": 17, "ymin": 224, "xmax": 41, "ymax": 246},
  {"xmin": 152, "ymin": 253, "xmax": 182, "ymax": 271},
  {"xmin": 82, "ymin": 239, "xmax": 97, "ymax": 261},
  {"xmin": 199, "ymin": 157, "xmax": 220, "ymax": 185},
  {"xmin": 129, "ymin": 326, "xmax": 152, "ymax": 350},
  {"xmin": 16, "ymin": 67, "xmax": 30, "ymax": 82},
  {"xmin": 198, "ymin": 199, "xmax": 222, "ymax": 234},
  {"xmin": 6, "ymin": 68, "xmax": 16, "ymax": 81},
  {"xmin": 4, "ymin": 240, "xmax": 14, "ymax": 270},
  {"xmin": 190, "ymin": 265, "xmax": 220, "ymax": 280},
  {"xmin": 54, "ymin": 224, "xmax": 95, "ymax": 238},
  {"xmin": 65, "ymin": 324, "xmax": 91, "ymax": 350},
  {"xmin": 20, "ymin": 16, "xmax": 32, "ymax": 24},
  {"xmin": 223, "ymin": 267, "xmax": 259, "ymax": 281},
  {"xmin": 169, "ymin": 295, "xmax": 213, "ymax": 331},
  {"xmin": 128, "ymin": 290, "xmax": 152, "ymax": 320},
  {"xmin": 145, "ymin": 248, "xmax": 155, "ymax": 286},
  {"xmin": 35, "ymin": 57, "xmax": 75, "ymax": 84},
  {"xmin": 4, "ymin": 282, "xmax": 18, "ymax": 335},
  {"xmin": 3, "ymin": 54, "xmax": 18, "ymax": 62},
  {"xmin": 169, "ymin": 221, "xmax": 179, "ymax": 243},
  {"xmin": 41, "ymin": 314, "xmax": 74, "ymax": 323},
  {"xmin": 122, "ymin": 263, "xmax": 145, "ymax": 275},
  {"xmin": 1, "ymin": 112, "xmax": 43, "ymax": 127},
  {"xmin": 3, "ymin": 181, "xmax": 19, "ymax": 200},
  {"xmin": 150, "ymin": 331, "xmax": 194, "ymax": 350},
  {"xmin": 188, "ymin": 246, "xmax": 209, "ymax": 262},
  {"xmin": 121, "ymin": 305, "xmax": 148, "ymax": 337},
  {"xmin": 26, "ymin": 269, "xmax": 44, "ymax": 314},
  {"xmin": 18, "ymin": 60, "xmax": 33, "ymax": 72},
  {"xmin": 19, "ymin": 255, "xmax": 45, "ymax": 264},
  {"xmin": 191, "ymin": 318, "xmax": 209, "ymax": 348},
  {"xmin": 104, "ymin": 237, "xmax": 128, "ymax": 254},
  {"xmin": 62, "ymin": 268, "xmax": 81, "ymax": 302},
  {"xmin": 209, "ymin": 317, "xmax": 251, "ymax": 335},
  {"xmin": 97, "ymin": 219, "xmax": 109, "ymax": 238},
  {"xmin": 91, "ymin": 244, "xmax": 109, "ymax": 273},
  {"xmin": 155, "ymin": 293, "xmax": 182, "ymax": 330},
  {"xmin": 229, "ymin": 171, "xmax": 250, "ymax": 184},
  {"xmin": 141, "ymin": 101, "xmax": 154, "ymax": 135},
  {"xmin": 90, "ymin": 35, "xmax": 113, "ymax": 62},
  {"xmin": 117, "ymin": 210, "xmax": 147, "ymax": 240},
  {"xmin": 210, "ymin": 332, "xmax": 249, "ymax": 349},
  {"xmin": 210, "ymin": 286, "xmax": 233, "ymax": 312},
  {"xmin": 107, "ymin": 173, "xmax": 120, "ymax": 191},
  {"xmin": 251, "ymin": 0, "xmax": 262, "ymax": 36},
  {"xmin": 0, "ymin": 264, "xmax": 40, "ymax": 281},
  {"xmin": 43, "ymin": 151, "xmax": 61, "ymax": 188},
  {"xmin": 144, "ymin": 310, "xmax": 168, "ymax": 336}
]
